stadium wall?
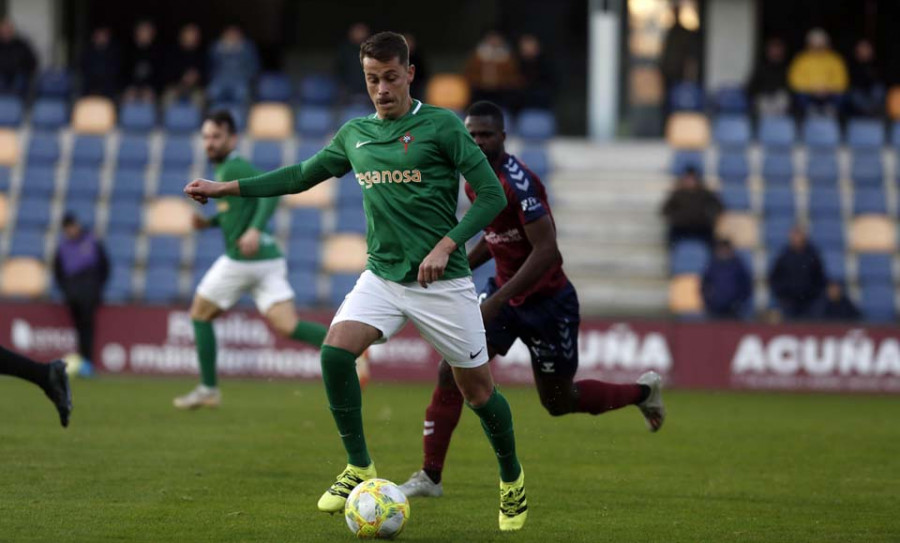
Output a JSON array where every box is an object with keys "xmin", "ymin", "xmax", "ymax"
[{"xmin": 1, "ymin": 303, "xmax": 898, "ymax": 394}]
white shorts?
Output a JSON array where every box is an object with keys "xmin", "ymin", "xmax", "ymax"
[
  {"xmin": 196, "ymin": 255, "xmax": 295, "ymax": 314},
  {"xmin": 332, "ymin": 270, "xmax": 489, "ymax": 368}
]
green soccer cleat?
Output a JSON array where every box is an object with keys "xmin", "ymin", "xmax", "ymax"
[
  {"xmin": 317, "ymin": 463, "xmax": 377, "ymax": 513},
  {"xmin": 498, "ymin": 467, "xmax": 527, "ymax": 531}
]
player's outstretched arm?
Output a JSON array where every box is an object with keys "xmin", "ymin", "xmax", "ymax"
[{"xmin": 184, "ymin": 179, "xmax": 238, "ymax": 204}]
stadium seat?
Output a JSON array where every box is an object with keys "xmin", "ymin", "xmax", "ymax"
[
  {"xmin": 719, "ymin": 185, "xmax": 751, "ymax": 211},
  {"xmin": 329, "ymin": 272, "xmax": 360, "ymax": 307},
  {"xmin": 105, "ymin": 233, "xmax": 138, "ymax": 265},
  {"xmin": 887, "ymin": 86, "xmax": 900, "ymax": 120},
  {"xmin": 856, "ymin": 254, "xmax": 894, "ymax": 285},
  {"xmin": 715, "ymin": 212, "xmax": 758, "ymax": 248},
  {"xmin": 758, "ymin": 116, "xmax": 796, "ymax": 150},
  {"xmin": 157, "ymin": 169, "xmax": 191, "ymax": 196},
  {"xmin": 669, "ymin": 240, "xmax": 710, "ymax": 275},
  {"xmin": 668, "ymin": 82, "xmax": 704, "ymax": 111},
  {"xmin": 0, "ymin": 129, "xmax": 19, "ymax": 166},
  {"xmin": 72, "ymin": 96, "xmax": 116, "ymax": 134},
  {"xmin": 424, "ymin": 74, "xmax": 471, "ymax": 111},
  {"xmin": 518, "ymin": 147, "xmax": 551, "ymax": 180},
  {"xmin": 850, "ymin": 151, "xmax": 884, "ymax": 187},
  {"xmin": 666, "ymin": 113, "xmax": 710, "ymax": 150},
  {"xmin": 63, "ymin": 197, "xmax": 96, "ymax": 228},
  {"xmin": 26, "ymin": 133, "xmax": 60, "ymax": 165},
  {"xmin": 0, "ymin": 257, "xmax": 47, "ymax": 298},
  {"xmin": 67, "ymin": 167, "xmax": 102, "ymax": 200},
  {"xmin": 288, "ymin": 208, "xmax": 324, "ymax": 238},
  {"xmin": 295, "ymin": 141, "xmax": 322, "ymax": 162},
  {"xmin": 283, "ymin": 178, "xmax": 334, "ymax": 208},
  {"xmin": 846, "ymin": 118, "xmax": 885, "ymax": 150},
  {"xmin": 161, "ymin": 136, "xmax": 195, "ymax": 169},
  {"xmin": 517, "ymin": 109, "xmax": 557, "ymax": 141},
  {"xmin": 891, "ymin": 122, "xmax": 900, "ymax": 148},
  {"xmin": 299, "ymin": 74, "xmax": 339, "ymax": 106},
  {"xmin": 335, "ymin": 204, "xmax": 367, "ymax": 234},
  {"xmin": 106, "ymin": 201, "xmax": 144, "ymax": 232},
  {"xmin": 146, "ymin": 197, "xmax": 194, "ymax": 236},
  {"xmin": 287, "ymin": 270, "xmax": 318, "ymax": 306},
  {"xmin": 295, "ymin": 106, "xmax": 335, "ymax": 138},
  {"xmin": 256, "ymin": 72, "xmax": 293, "ymax": 102},
  {"xmin": 0, "ymin": 166, "xmax": 8, "ymax": 191},
  {"xmin": 668, "ymin": 274, "xmax": 703, "ymax": 315},
  {"xmin": 805, "ymin": 151, "xmax": 839, "ymax": 186},
  {"xmin": 713, "ymin": 115, "xmax": 751, "ymax": 149},
  {"xmin": 762, "ymin": 216, "xmax": 795, "ymax": 250},
  {"xmin": 36, "ymin": 69, "xmax": 71, "ymax": 98},
  {"xmin": 9, "ymin": 229, "xmax": 46, "ymax": 259},
  {"xmin": 323, "ymin": 234, "xmax": 368, "ymax": 273},
  {"xmin": 15, "ymin": 197, "xmax": 52, "ymax": 230},
  {"xmin": 713, "ymin": 86, "xmax": 749, "ymax": 114},
  {"xmin": 850, "ymin": 215, "xmax": 896, "ymax": 252},
  {"xmin": 807, "ymin": 188, "xmax": 843, "ymax": 219},
  {"xmin": 146, "ymin": 236, "xmax": 184, "ymax": 266},
  {"xmin": 163, "ymin": 103, "xmax": 201, "ymax": 133},
  {"xmin": 803, "ymin": 116, "xmax": 841, "ymax": 150},
  {"xmin": 859, "ymin": 283, "xmax": 896, "ymax": 322},
  {"xmin": 717, "ymin": 151, "xmax": 748, "ymax": 185},
  {"xmin": 760, "ymin": 151, "xmax": 793, "ymax": 187},
  {"xmin": 671, "ymin": 150, "xmax": 704, "ymax": 176},
  {"xmin": 71, "ymin": 136, "xmax": 106, "ymax": 168},
  {"xmin": 119, "ymin": 102, "xmax": 156, "ymax": 133},
  {"xmin": 286, "ymin": 237, "xmax": 322, "ymax": 271},
  {"xmin": 251, "ymin": 140, "xmax": 284, "ymax": 171},
  {"xmin": 628, "ymin": 66, "xmax": 663, "ymax": 107},
  {"xmin": 821, "ymin": 250, "xmax": 846, "ymax": 281},
  {"xmin": 248, "ymin": 103, "xmax": 293, "ymax": 139},
  {"xmin": 336, "ymin": 173, "xmax": 363, "ymax": 208},
  {"xmin": 193, "ymin": 231, "xmax": 226, "ymax": 269},
  {"xmin": 21, "ymin": 167, "xmax": 57, "ymax": 198},
  {"xmin": 104, "ymin": 264, "xmax": 134, "ymax": 303},
  {"xmin": 110, "ymin": 171, "xmax": 147, "ymax": 201},
  {"xmin": 339, "ymin": 104, "xmax": 374, "ymax": 125},
  {"xmin": 31, "ymin": 98, "xmax": 68, "ymax": 131},
  {"xmin": 853, "ymin": 187, "xmax": 888, "ymax": 215},
  {"xmin": 143, "ymin": 266, "xmax": 182, "ymax": 303},
  {"xmin": 809, "ymin": 219, "xmax": 845, "ymax": 250},
  {"xmin": 762, "ymin": 188, "xmax": 796, "ymax": 217},
  {"xmin": 0, "ymin": 193, "xmax": 8, "ymax": 231},
  {"xmin": 116, "ymin": 135, "xmax": 150, "ymax": 170},
  {"xmin": 0, "ymin": 95, "xmax": 23, "ymax": 126}
]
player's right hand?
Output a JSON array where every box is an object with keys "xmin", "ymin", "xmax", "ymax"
[{"xmin": 184, "ymin": 179, "xmax": 220, "ymax": 204}]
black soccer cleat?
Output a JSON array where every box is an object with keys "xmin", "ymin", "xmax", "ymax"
[{"xmin": 45, "ymin": 360, "xmax": 73, "ymax": 428}]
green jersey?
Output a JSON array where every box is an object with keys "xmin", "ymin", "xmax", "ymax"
[
  {"xmin": 238, "ymin": 100, "xmax": 506, "ymax": 283},
  {"xmin": 211, "ymin": 154, "xmax": 282, "ymax": 261}
]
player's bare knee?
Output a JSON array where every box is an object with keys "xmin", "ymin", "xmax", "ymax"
[{"xmin": 190, "ymin": 296, "xmax": 220, "ymax": 321}]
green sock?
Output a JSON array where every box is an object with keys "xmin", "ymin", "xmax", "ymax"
[
  {"xmin": 321, "ymin": 345, "xmax": 370, "ymax": 468},
  {"xmin": 290, "ymin": 320, "xmax": 328, "ymax": 348},
  {"xmin": 192, "ymin": 320, "xmax": 217, "ymax": 387},
  {"xmin": 469, "ymin": 388, "xmax": 521, "ymax": 483}
]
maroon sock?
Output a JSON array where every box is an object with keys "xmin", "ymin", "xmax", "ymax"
[
  {"xmin": 575, "ymin": 380, "xmax": 645, "ymax": 415},
  {"xmin": 422, "ymin": 385, "xmax": 465, "ymax": 481}
]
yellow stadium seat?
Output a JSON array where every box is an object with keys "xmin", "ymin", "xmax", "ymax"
[
  {"xmin": 323, "ymin": 234, "xmax": 368, "ymax": 273},
  {"xmin": 887, "ymin": 86, "xmax": 900, "ymax": 121},
  {"xmin": 668, "ymin": 274, "xmax": 703, "ymax": 314},
  {"xmin": 146, "ymin": 197, "xmax": 193, "ymax": 236},
  {"xmin": 72, "ymin": 96, "xmax": 116, "ymax": 134},
  {"xmin": 0, "ymin": 129, "xmax": 19, "ymax": 166},
  {"xmin": 715, "ymin": 212, "xmax": 759, "ymax": 248},
  {"xmin": 665, "ymin": 112, "xmax": 710, "ymax": 150},
  {"xmin": 248, "ymin": 103, "xmax": 293, "ymax": 140},
  {"xmin": 0, "ymin": 257, "xmax": 48, "ymax": 298},
  {"xmin": 0, "ymin": 193, "xmax": 8, "ymax": 231},
  {"xmin": 849, "ymin": 215, "xmax": 897, "ymax": 252},
  {"xmin": 629, "ymin": 66, "xmax": 664, "ymax": 106},
  {"xmin": 425, "ymin": 74, "xmax": 471, "ymax": 111},
  {"xmin": 283, "ymin": 179, "xmax": 335, "ymax": 208}
]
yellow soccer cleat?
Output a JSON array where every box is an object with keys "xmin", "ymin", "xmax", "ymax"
[
  {"xmin": 317, "ymin": 463, "xmax": 377, "ymax": 513},
  {"xmin": 498, "ymin": 467, "xmax": 527, "ymax": 531}
]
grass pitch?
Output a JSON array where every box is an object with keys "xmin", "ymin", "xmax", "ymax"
[{"xmin": 0, "ymin": 377, "xmax": 897, "ymax": 542}]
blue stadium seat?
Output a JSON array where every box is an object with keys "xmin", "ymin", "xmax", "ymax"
[
  {"xmin": 859, "ymin": 283, "xmax": 896, "ymax": 322},
  {"xmin": 713, "ymin": 115, "xmax": 751, "ymax": 149},
  {"xmin": 336, "ymin": 173, "xmax": 363, "ymax": 208},
  {"xmin": 821, "ymin": 250, "xmax": 846, "ymax": 281},
  {"xmin": 0, "ymin": 95, "xmax": 23, "ymax": 126},
  {"xmin": 288, "ymin": 208, "xmax": 323, "ymax": 238},
  {"xmin": 31, "ymin": 98, "xmax": 68, "ymax": 131},
  {"xmin": 762, "ymin": 188, "xmax": 795, "ymax": 217},
  {"xmin": 9, "ymin": 229, "xmax": 46, "ymax": 259},
  {"xmin": 299, "ymin": 74, "xmax": 338, "ymax": 106},
  {"xmin": 758, "ymin": 116, "xmax": 796, "ymax": 150},
  {"xmin": 329, "ymin": 273, "xmax": 360, "ymax": 307},
  {"xmin": 208, "ymin": 102, "xmax": 247, "ymax": 132},
  {"xmin": 21, "ymin": 167, "xmax": 57, "ymax": 197},
  {"xmin": 717, "ymin": 151, "xmax": 748, "ymax": 185},
  {"xmin": 143, "ymin": 266, "xmax": 182, "ymax": 303},
  {"xmin": 807, "ymin": 188, "xmax": 842, "ymax": 219},
  {"xmin": 256, "ymin": 72, "xmax": 293, "ymax": 102},
  {"xmin": 720, "ymin": 186, "xmax": 750, "ymax": 211},
  {"xmin": 163, "ymin": 103, "xmax": 201, "ymax": 134},
  {"xmin": 110, "ymin": 171, "xmax": 147, "ymax": 201},
  {"xmin": 157, "ymin": 169, "xmax": 190, "ymax": 196},
  {"xmin": 761, "ymin": 151, "xmax": 793, "ymax": 187},
  {"xmin": 287, "ymin": 270, "xmax": 318, "ymax": 306},
  {"xmin": 251, "ymin": 141, "xmax": 284, "ymax": 171},
  {"xmin": 116, "ymin": 135, "xmax": 150, "ymax": 171},
  {"xmin": 668, "ymin": 82, "xmax": 704, "ymax": 111},
  {"xmin": 119, "ymin": 102, "xmax": 156, "ymax": 133},
  {"xmin": 339, "ymin": 104, "xmax": 374, "ymax": 125},
  {"xmin": 517, "ymin": 109, "xmax": 557, "ymax": 141},
  {"xmin": 669, "ymin": 240, "xmax": 710, "ymax": 275},
  {"xmin": 295, "ymin": 106, "xmax": 334, "ymax": 138},
  {"xmin": 63, "ymin": 198, "xmax": 96, "ymax": 229},
  {"xmin": 193, "ymin": 232, "xmax": 225, "ymax": 269},
  {"xmin": 335, "ymin": 205, "xmax": 367, "ymax": 234},
  {"xmin": 809, "ymin": 219, "xmax": 845, "ymax": 250},
  {"xmin": 762, "ymin": 216, "xmax": 794, "ymax": 249},
  {"xmin": 286, "ymin": 237, "xmax": 322, "ymax": 271},
  {"xmin": 161, "ymin": 136, "xmax": 194, "ymax": 169},
  {"xmin": 806, "ymin": 151, "xmax": 839, "ymax": 186},
  {"xmin": 847, "ymin": 119, "xmax": 884, "ymax": 150},
  {"xmin": 850, "ymin": 151, "xmax": 884, "ymax": 187},
  {"xmin": 518, "ymin": 147, "xmax": 551, "ymax": 180},
  {"xmin": 803, "ymin": 116, "xmax": 840, "ymax": 150},
  {"xmin": 713, "ymin": 86, "xmax": 749, "ymax": 114},
  {"xmin": 857, "ymin": 254, "xmax": 894, "ymax": 284},
  {"xmin": 0, "ymin": 166, "xmax": 10, "ymax": 191},
  {"xmin": 106, "ymin": 233, "xmax": 138, "ymax": 265},
  {"xmin": 66, "ymin": 167, "xmax": 102, "ymax": 200},
  {"xmin": 853, "ymin": 187, "xmax": 888, "ymax": 215},
  {"xmin": 670, "ymin": 150, "xmax": 704, "ymax": 176},
  {"xmin": 891, "ymin": 122, "xmax": 900, "ymax": 148},
  {"xmin": 295, "ymin": 141, "xmax": 322, "ymax": 162},
  {"xmin": 15, "ymin": 198, "xmax": 52, "ymax": 229},
  {"xmin": 71, "ymin": 136, "xmax": 106, "ymax": 168},
  {"xmin": 27, "ymin": 133, "xmax": 60, "ymax": 165},
  {"xmin": 146, "ymin": 236, "xmax": 183, "ymax": 266},
  {"xmin": 104, "ymin": 264, "xmax": 134, "ymax": 303},
  {"xmin": 106, "ymin": 201, "xmax": 143, "ymax": 232},
  {"xmin": 36, "ymin": 69, "xmax": 71, "ymax": 98}
]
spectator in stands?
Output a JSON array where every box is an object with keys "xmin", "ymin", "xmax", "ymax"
[
  {"xmin": 464, "ymin": 30, "xmax": 522, "ymax": 110},
  {"xmin": 207, "ymin": 25, "xmax": 259, "ymax": 104},
  {"xmin": 847, "ymin": 39, "xmax": 884, "ymax": 118},
  {"xmin": 702, "ymin": 239, "xmax": 753, "ymax": 319},
  {"xmin": 516, "ymin": 34, "xmax": 556, "ymax": 111},
  {"xmin": 768, "ymin": 226, "xmax": 826, "ymax": 320},
  {"xmin": 123, "ymin": 20, "xmax": 162, "ymax": 102},
  {"xmin": 404, "ymin": 32, "xmax": 428, "ymax": 101},
  {"xmin": 788, "ymin": 28, "xmax": 848, "ymax": 117},
  {"xmin": 336, "ymin": 22, "xmax": 371, "ymax": 103},
  {"xmin": 660, "ymin": 167, "xmax": 723, "ymax": 247},
  {"xmin": 816, "ymin": 280, "xmax": 861, "ymax": 321},
  {"xmin": 53, "ymin": 213, "xmax": 109, "ymax": 378},
  {"xmin": 659, "ymin": 4, "xmax": 701, "ymax": 110},
  {"xmin": 747, "ymin": 37, "xmax": 790, "ymax": 117},
  {"xmin": 163, "ymin": 23, "xmax": 206, "ymax": 107},
  {"xmin": 81, "ymin": 26, "xmax": 121, "ymax": 98},
  {"xmin": 0, "ymin": 18, "xmax": 37, "ymax": 96}
]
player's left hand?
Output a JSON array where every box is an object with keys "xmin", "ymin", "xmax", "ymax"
[
  {"xmin": 238, "ymin": 228, "xmax": 261, "ymax": 257},
  {"xmin": 418, "ymin": 238, "xmax": 457, "ymax": 288}
]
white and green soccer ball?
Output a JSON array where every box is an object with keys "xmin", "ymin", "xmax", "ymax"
[{"xmin": 344, "ymin": 479, "xmax": 410, "ymax": 539}]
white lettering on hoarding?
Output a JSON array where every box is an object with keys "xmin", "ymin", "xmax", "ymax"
[{"xmin": 10, "ymin": 318, "xmax": 77, "ymax": 353}]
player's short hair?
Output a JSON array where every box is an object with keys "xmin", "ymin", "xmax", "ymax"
[
  {"xmin": 203, "ymin": 110, "xmax": 237, "ymax": 134},
  {"xmin": 359, "ymin": 31, "xmax": 409, "ymax": 66},
  {"xmin": 466, "ymin": 101, "xmax": 505, "ymax": 130}
]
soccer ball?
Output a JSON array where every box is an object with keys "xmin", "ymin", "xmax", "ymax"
[
  {"xmin": 62, "ymin": 353, "xmax": 83, "ymax": 377},
  {"xmin": 344, "ymin": 479, "xmax": 410, "ymax": 539}
]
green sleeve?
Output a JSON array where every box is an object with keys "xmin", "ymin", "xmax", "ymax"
[
  {"xmin": 238, "ymin": 128, "xmax": 353, "ymax": 197},
  {"xmin": 446, "ymin": 158, "xmax": 506, "ymax": 246}
]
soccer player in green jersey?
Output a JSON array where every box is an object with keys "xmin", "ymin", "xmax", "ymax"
[
  {"xmin": 184, "ymin": 32, "xmax": 527, "ymax": 531},
  {"xmin": 173, "ymin": 111, "xmax": 332, "ymax": 410}
]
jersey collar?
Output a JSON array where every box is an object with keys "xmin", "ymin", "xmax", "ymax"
[{"xmin": 374, "ymin": 99, "xmax": 422, "ymax": 121}]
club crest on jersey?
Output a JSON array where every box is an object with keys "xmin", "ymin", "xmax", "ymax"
[{"xmin": 399, "ymin": 131, "xmax": 415, "ymax": 153}]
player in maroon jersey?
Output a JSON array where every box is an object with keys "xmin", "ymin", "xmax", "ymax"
[{"xmin": 399, "ymin": 101, "xmax": 666, "ymax": 498}]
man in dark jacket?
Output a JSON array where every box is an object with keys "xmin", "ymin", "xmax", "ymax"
[
  {"xmin": 747, "ymin": 37, "xmax": 790, "ymax": 116},
  {"xmin": 768, "ymin": 226, "xmax": 826, "ymax": 320},
  {"xmin": 817, "ymin": 281, "xmax": 861, "ymax": 321},
  {"xmin": 0, "ymin": 18, "xmax": 37, "ymax": 95},
  {"xmin": 53, "ymin": 214, "xmax": 109, "ymax": 377},
  {"xmin": 661, "ymin": 167, "xmax": 723, "ymax": 247},
  {"xmin": 702, "ymin": 239, "xmax": 753, "ymax": 319},
  {"xmin": 81, "ymin": 27, "xmax": 121, "ymax": 98}
]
